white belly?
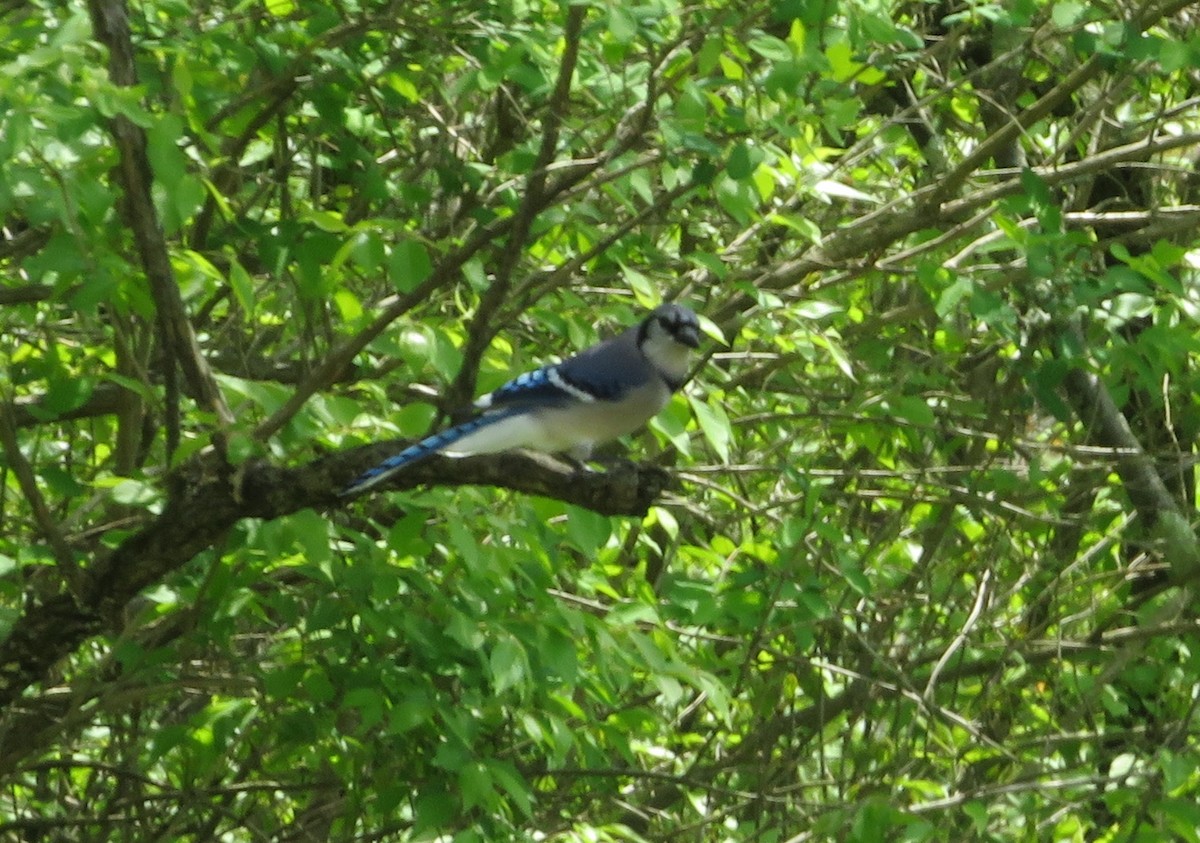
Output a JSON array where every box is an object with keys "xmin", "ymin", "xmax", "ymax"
[{"xmin": 444, "ymin": 382, "xmax": 671, "ymax": 458}]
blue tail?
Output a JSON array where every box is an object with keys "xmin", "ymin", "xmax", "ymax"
[{"xmin": 339, "ymin": 407, "xmax": 523, "ymax": 496}]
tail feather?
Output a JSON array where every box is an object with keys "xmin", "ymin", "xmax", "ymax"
[{"xmin": 340, "ymin": 407, "xmax": 525, "ymax": 496}]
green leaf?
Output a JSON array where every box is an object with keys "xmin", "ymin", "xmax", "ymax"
[
  {"xmin": 302, "ymin": 668, "xmax": 336, "ymax": 703},
  {"xmin": 334, "ymin": 288, "xmax": 363, "ymax": 322},
  {"xmin": 413, "ymin": 788, "xmax": 457, "ymax": 837},
  {"xmin": 107, "ymin": 478, "xmax": 161, "ymax": 508},
  {"xmin": 811, "ymin": 332, "xmax": 855, "ymax": 380},
  {"xmin": 40, "ymin": 375, "xmax": 94, "ymax": 418},
  {"xmin": 620, "ymin": 262, "xmax": 657, "ymax": 307},
  {"xmin": 388, "ymin": 239, "xmax": 433, "ymax": 293},
  {"xmin": 607, "ymin": 5, "xmax": 638, "ymax": 43},
  {"xmin": 389, "ymin": 688, "xmax": 434, "ymax": 733},
  {"xmin": 825, "ymin": 41, "xmax": 884, "ymax": 84},
  {"xmin": 718, "ymin": 53, "xmax": 744, "ymax": 80},
  {"xmin": 726, "ymin": 143, "xmax": 762, "ymax": 180},
  {"xmin": 226, "ymin": 255, "xmax": 256, "ymax": 316},
  {"xmin": 564, "ymin": 506, "xmax": 612, "ymax": 554},
  {"xmin": 1019, "ymin": 167, "xmax": 1053, "ymax": 207},
  {"xmin": 302, "ymin": 208, "xmax": 348, "ymax": 233},
  {"xmin": 215, "ymin": 375, "xmax": 290, "ymax": 415},
  {"xmin": 343, "ymin": 687, "xmax": 385, "ymax": 731},
  {"xmin": 748, "ymin": 35, "xmax": 794, "ymax": 62},
  {"xmin": 1052, "ymin": 0, "xmax": 1085, "ymax": 26},
  {"xmin": 651, "ymin": 397, "xmax": 692, "ymax": 454},
  {"xmin": 488, "ymin": 636, "xmax": 527, "ymax": 694},
  {"xmin": 1157, "ymin": 798, "xmax": 1200, "ymax": 843},
  {"xmin": 488, "ymin": 760, "xmax": 533, "ymax": 818},
  {"xmin": 289, "ymin": 509, "xmax": 333, "ymax": 567},
  {"xmin": 714, "ymin": 175, "xmax": 758, "ymax": 224},
  {"xmin": 459, "ymin": 762, "xmax": 495, "ymax": 812},
  {"xmin": 936, "ymin": 276, "xmax": 972, "ymax": 317},
  {"xmin": 688, "ymin": 395, "xmax": 731, "ymax": 463},
  {"xmin": 770, "ymin": 211, "xmax": 823, "ymax": 244}
]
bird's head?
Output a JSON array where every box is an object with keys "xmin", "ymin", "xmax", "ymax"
[{"xmin": 638, "ymin": 303, "xmax": 701, "ymax": 388}]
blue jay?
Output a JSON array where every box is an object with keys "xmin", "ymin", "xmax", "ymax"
[{"xmin": 341, "ymin": 303, "xmax": 701, "ymax": 496}]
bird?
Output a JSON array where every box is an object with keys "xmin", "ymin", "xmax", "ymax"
[{"xmin": 340, "ymin": 302, "xmax": 701, "ymax": 496}]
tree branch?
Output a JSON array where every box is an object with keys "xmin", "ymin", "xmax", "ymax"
[
  {"xmin": 0, "ymin": 448, "xmax": 675, "ymax": 712},
  {"xmin": 0, "ymin": 403, "xmax": 78, "ymax": 580},
  {"xmin": 445, "ymin": 3, "xmax": 589, "ymax": 411},
  {"xmin": 1056, "ymin": 320, "xmax": 1200, "ymax": 584},
  {"xmin": 0, "ymin": 284, "xmax": 53, "ymax": 306},
  {"xmin": 86, "ymin": 0, "xmax": 234, "ymax": 437}
]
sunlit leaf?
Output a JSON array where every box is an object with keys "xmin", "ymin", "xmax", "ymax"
[
  {"xmin": 389, "ymin": 238, "xmax": 433, "ymax": 293},
  {"xmin": 688, "ymin": 395, "xmax": 731, "ymax": 463}
]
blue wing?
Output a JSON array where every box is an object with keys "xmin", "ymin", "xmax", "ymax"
[
  {"xmin": 481, "ymin": 366, "xmax": 578, "ymax": 409},
  {"xmin": 482, "ymin": 328, "xmax": 648, "ymax": 409}
]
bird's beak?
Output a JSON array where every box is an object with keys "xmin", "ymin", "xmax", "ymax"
[{"xmin": 678, "ymin": 325, "xmax": 700, "ymax": 349}]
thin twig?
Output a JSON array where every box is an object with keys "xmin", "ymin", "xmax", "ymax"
[{"xmin": 0, "ymin": 402, "xmax": 78, "ymax": 583}]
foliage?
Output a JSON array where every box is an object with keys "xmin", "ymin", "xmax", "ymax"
[{"xmin": 3, "ymin": 0, "xmax": 1200, "ymax": 839}]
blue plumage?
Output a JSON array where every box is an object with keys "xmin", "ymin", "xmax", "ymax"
[
  {"xmin": 481, "ymin": 366, "xmax": 578, "ymax": 408},
  {"xmin": 340, "ymin": 303, "xmax": 700, "ymax": 497},
  {"xmin": 340, "ymin": 406, "xmax": 526, "ymax": 493}
]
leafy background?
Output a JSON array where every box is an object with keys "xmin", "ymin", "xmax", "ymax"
[{"xmin": 3, "ymin": 0, "xmax": 1200, "ymax": 840}]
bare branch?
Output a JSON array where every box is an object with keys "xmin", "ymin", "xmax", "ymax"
[{"xmin": 0, "ymin": 402, "xmax": 77, "ymax": 580}]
